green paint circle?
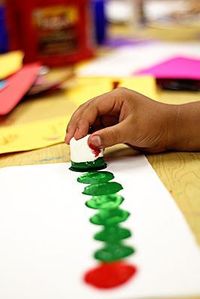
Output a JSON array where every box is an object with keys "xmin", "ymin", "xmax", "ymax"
[
  {"xmin": 94, "ymin": 226, "xmax": 132, "ymax": 242},
  {"xmin": 83, "ymin": 182, "xmax": 123, "ymax": 196},
  {"xmin": 70, "ymin": 157, "xmax": 107, "ymax": 172},
  {"xmin": 94, "ymin": 244, "xmax": 135, "ymax": 262},
  {"xmin": 90, "ymin": 208, "xmax": 130, "ymax": 226},
  {"xmin": 77, "ymin": 171, "xmax": 114, "ymax": 184},
  {"xmin": 85, "ymin": 194, "xmax": 124, "ymax": 210}
]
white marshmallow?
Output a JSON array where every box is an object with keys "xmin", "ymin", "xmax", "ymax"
[{"xmin": 70, "ymin": 135, "xmax": 103, "ymax": 163}]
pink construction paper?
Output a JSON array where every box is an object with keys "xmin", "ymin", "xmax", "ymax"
[
  {"xmin": 0, "ymin": 63, "xmax": 41, "ymax": 115},
  {"xmin": 135, "ymin": 56, "xmax": 200, "ymax": 80}
]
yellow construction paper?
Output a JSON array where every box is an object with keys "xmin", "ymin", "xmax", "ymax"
[
  {"xmin": 0, "ymin": 51, "xmax": 24, "ymax": 80},
  {"xmin": 0, "ymin": 117, "xmax": 67, "ymax": 154},
  {"xmin": 67, "ymin": 76, "xmax": 158, "ymax": 106},
  {"xmin": 0, "ymin": 76, "xmax": 157, "ymax": 154}
]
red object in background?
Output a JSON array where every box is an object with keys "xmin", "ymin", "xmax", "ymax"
[
  {"xmin": 6, "ymin": 0, "xmax": 94, "ymax": 66},
  {"xmin": 0, "ymin": 63, "xmax": 41, "ymax": 115}
]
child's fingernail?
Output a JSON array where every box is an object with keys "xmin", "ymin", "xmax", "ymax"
[
  {"xmin": 64, "ymin": 136, "xmax": 68, "ymax": 144},
  {"xmin": 90, "ymin": 135, "xmax": 102, "ymax": 148},
  {"xmin": 65, "ymin": 133, "xmax": 72, "ymax": 144}
]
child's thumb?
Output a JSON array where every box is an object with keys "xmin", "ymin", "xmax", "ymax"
[{"xmin": 88, "ymin": 121, "xmax": 128, "ymax": 149}]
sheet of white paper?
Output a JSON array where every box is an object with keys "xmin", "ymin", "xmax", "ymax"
[
  {"xmin": 78, "ymin": 42, "xmax": 200, "ymax": 77},
  {"xmin": 0, "ymin": 155, "xmax": 200, "ymax": 299}
]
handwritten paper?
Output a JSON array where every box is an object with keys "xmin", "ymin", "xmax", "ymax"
[
  {"xmin": 0, "ymin": 117, "xmax": 67, "ymax": 154},
  {"xmin": 0, "ymin": 155, "xmax": 200, "ymax": 298}
]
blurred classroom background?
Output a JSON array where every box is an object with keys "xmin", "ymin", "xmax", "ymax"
[{"xmin": 1, "ymin": 0, "xmax": 200, "ymax": 59}]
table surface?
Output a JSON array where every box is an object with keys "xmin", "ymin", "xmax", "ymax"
[
  {"xmin": 0, "ymin": 69, "xmax": 200, "ymax": 299},
  {"xmin": 0, "ymin": 81, "xmax": 200, "ymax": 245}
]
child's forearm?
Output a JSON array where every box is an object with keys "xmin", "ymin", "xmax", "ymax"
[{"xmin": 169, "ymin": 101, "xmax": 200, "ymax": 151}]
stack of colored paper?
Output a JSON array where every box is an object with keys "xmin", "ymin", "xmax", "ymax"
[
  {"xmin": 0, "ymin": 51, "xmax": 42, "ymax": 115},
  {"xmin": 135, "ymin": 56, "xmax": 200, "ymax": 80},
  {"xmin": 134, "ymin": 56, "xmax": 200, "ymax": 91},
  {"xmin": 0, "ymin": 76, "xmax": 157, "ymax": 154}
]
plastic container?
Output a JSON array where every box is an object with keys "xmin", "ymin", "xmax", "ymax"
[{"xmin": 6, "ymin": 0, "xmax": 94, "ymax": 66}]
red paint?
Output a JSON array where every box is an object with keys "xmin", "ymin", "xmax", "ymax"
[
  {"xmin": 84, "ymin": 262, "xmax": 137, "ymax": 289},
  {"xmin": 88, "ymin": 142, "xmax": 101, "ymax": 157},
  {"xmin": 112, "ymin": 81, "xmax": 120, "ymax": 90}
]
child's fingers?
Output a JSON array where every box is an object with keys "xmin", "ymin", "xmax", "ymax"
[
  {"xmin": 66, "ymin": 89, "xmax": 123, "ymax": 142},
  {"xmin": 65, "ymin": 122, "xmax": 77, "ymax": 144},
  {"xmin": 73, "ymin": 119, "xmax": 90, "ymax": 140},
  {"xmin": 65, "ymin": 101, "xmax": 93, "ymax": 143},
  {"xmin": 88, "ymin": 119, "xmax": 129, "ymax": 148}
]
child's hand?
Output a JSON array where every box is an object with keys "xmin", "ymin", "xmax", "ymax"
[{"xmin": 65, "ymin": 87, "xmax": 179, "ymax": 153}]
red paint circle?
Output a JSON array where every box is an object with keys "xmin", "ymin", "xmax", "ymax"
[{"xmin": 84, "ymin": 262, "xmax": 137, "ymax": 289}]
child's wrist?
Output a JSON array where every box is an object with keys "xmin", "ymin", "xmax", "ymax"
[
  {"xmin": 163, "ymin": 104, "xmax": 183, "ymax": 151},
  {"xmin": 167, "ymin": 103, "xmax": 193, "ymax": 151}
]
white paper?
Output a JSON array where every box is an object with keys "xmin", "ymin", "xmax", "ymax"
[
  {"xmin": 78, "ymin": 42, "xmax": 200, "ymax": 77},
  {"xmin": 0, "ymin": 155, "xmax": 200, "ymax": 299}
]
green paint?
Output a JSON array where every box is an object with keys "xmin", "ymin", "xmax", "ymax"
[
  {"xmin": 83, "ymin": 182, "xmax": 123, "ymax": 196},
  {"xmin": 94, "ymin": 243, "xmax": 135, "ymax": 262},
  {"xmin": 94, "ymin": 226, "xmax": 131, "ymax": 242},
  {"xmin": 77, "ymin": 171, "xmax": 114, "ymax": 184},
  {"xmin": 70, "ymin": 157, "xmax": 107, "ymax": 172},
  {"xmin": 85, "ymin": 194, "xmax": 124, "ymax": 210},
  {"xmin": 71, "ymin": 155, "xmax": 135, "ymax": 266},
  {"xmin": 90, "ymin": 208, "xmax": 130, "ymax": 226}
]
